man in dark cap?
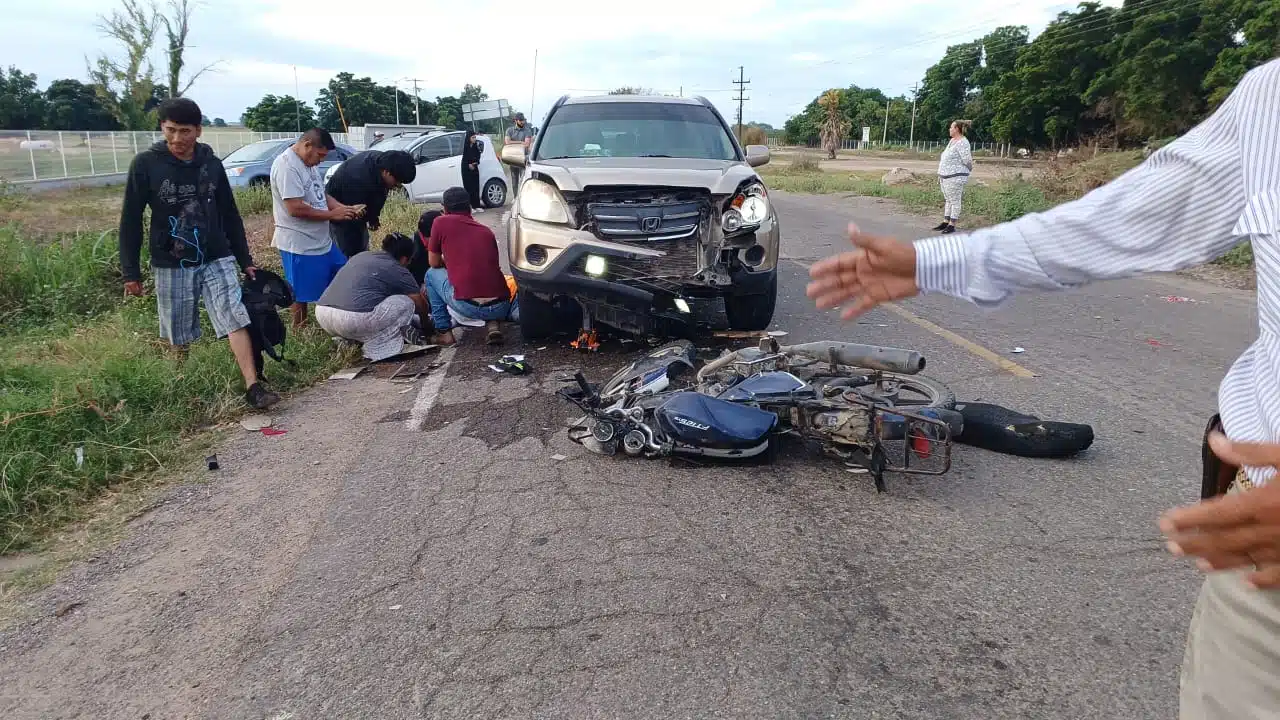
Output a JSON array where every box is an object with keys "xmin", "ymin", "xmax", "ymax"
[
  {"xmin": 505, "ymin": 112, "xmax": 535, "ymax": 198},
  {"xmin": 425, "ymin": 187, "xmax": 517, "ymax": 345}
]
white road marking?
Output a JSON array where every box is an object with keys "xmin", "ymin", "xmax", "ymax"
[{"xmin": 406, "ymin": 346, "xmax": 457, "ymax": 431}]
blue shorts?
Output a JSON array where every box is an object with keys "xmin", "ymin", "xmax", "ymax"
[{"xmin": 280, "ymin": 243, "xmax": 347, "ymax": 303}]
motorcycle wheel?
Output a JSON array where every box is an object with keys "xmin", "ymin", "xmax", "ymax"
[{"xmin": 819, "ymin": 371, "xmax": 957, "ymax": 410}]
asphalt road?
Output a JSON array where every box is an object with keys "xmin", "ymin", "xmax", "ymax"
[{"xmin": 0, "ymin": 192, "xmax": 1257, "ymax": 719}]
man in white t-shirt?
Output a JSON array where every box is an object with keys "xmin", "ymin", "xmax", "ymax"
[{"xmin": 269, "ymin": 128, "xmax": 362, "ymax": 327}]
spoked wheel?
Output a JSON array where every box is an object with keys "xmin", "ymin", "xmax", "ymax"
[{"xmin": 816, "ymin": 371, "xmax": 956, "ymax": 410}]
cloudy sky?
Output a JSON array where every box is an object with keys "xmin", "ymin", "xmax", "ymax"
[{"xmin": 5, "ymin": 0, "xmax": 1119, "ymax": 128}]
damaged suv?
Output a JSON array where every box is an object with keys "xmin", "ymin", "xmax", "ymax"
[{"xmin": 501, "ymin": 94, "xmax": 779, "ymax": 340}]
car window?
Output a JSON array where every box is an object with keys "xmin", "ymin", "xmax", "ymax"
[
  {"xmin": 222, "ymin": 140, "xmax": 290, "ymax": 163},
  {"xmin": 447, "ymin": 134, "xmax": 464, "ymax": 157},
  {"xmin": 418, "ymin": 136, "xmax": 452, "ymax": 163},
  {"xmin": 535, "ymin": 102, "xmax": 738, "ymax": 161},
  {"xmin": 325, "ymin": 148, "xmax": 346, "ymax": 163}
]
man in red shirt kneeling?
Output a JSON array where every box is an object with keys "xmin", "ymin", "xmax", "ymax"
[{"xmin": 425, "ymin": 187, "xmax": 518, "ymax": 345}]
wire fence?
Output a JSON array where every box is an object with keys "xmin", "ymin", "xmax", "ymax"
[
  {"xmin": 0, "ymin": 129, "xmax": 352, "ymax": 184},
  {"xmin": 766, "ymin": 137, "xmax": 1016, "ymax": 156}
]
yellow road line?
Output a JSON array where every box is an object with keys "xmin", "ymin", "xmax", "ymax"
[
  {"xmin": 879, "ymin": 302, "xmax": 1037, "ymax": 378},
  {"xmin": 789, "ymin": 259, "xmax": 1037, "ymax": 378}
]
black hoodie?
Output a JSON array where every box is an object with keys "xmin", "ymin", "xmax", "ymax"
[{"xmin": 118, "ymin": 141, "xmax": 253, "ymax": 282}]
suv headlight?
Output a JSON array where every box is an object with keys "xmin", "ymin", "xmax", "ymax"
[
  {"xmin": 723, "ymin": 182, "xmax": 769, "ymax": 235},
  {"xmin": 518, "ymin": 179, "xmax": 571, "ymax": 224}
]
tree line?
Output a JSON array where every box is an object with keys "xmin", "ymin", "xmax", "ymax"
[
  {"xmin": 240, "ymin": 80, "xmax": 519, "ymax": 134},
  {"xmin": 785, "ymin": 0, "xmax": 1280, "ymax": 149}
]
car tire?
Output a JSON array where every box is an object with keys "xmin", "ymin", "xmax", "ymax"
[
  {"xmin": 483, "ymin": 178, "xmax": 507, "ymax": 208},
  {"xmin": 248, "ymin": 176, "xmax": 269, "ymax": 188},
  {"xmin": 517, "ymin": 288, "xmax": 558, "ymax": 341},
  {"xmin": 724, "ymin": 272, "xmax": 777, "ymax": 331}
]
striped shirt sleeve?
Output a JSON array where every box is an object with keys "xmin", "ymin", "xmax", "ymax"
[{"xmin": 915, "ymin": 81, "xmax": 1251, "ymax": 307}]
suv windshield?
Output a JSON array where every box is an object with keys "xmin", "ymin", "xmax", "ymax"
[
  {"xmin": 535, "ymin": 102, "xmax": 738, "ymax": 161},
  {"xmin": 222, "ymin": 140, "xmax": 291, "ymax": 163}
]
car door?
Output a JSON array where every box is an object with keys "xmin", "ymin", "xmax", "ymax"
[
  {"xmin": 408, "ymin": 135, "xmax": 460, "ymax": 203},
  {"xmin": 316, "ymin": 146, "xmax": 349, "ymax": 178}
]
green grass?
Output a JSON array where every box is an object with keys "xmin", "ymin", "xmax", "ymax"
[
  {"xmin": 0, "ymin": 191, "xmax": 359, "ymax": 553},
  {"xmin": 760, "ymin": 161, "xmax": 1052, "ymax": 227}
]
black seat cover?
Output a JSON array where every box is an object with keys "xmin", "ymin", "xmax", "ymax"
[{"xmin": 655, "ymin": 392, "xmax": 778, "ymax": 449}]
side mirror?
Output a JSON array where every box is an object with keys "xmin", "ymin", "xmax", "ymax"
[
  {"xmin": 501, "ymin": 143, "xmax": 527, "ymax": 167},
  {"xmin": 745, "ymin": 145, "xmax": 771, "ymax": 167}
]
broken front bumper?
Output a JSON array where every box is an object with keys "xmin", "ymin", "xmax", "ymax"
[{"xmin": 508, "ymin": 215, "xmax": 779, "ymax": 309}]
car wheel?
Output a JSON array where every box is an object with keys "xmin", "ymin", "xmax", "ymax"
[
  {"xmin": 724, "ymin": 272, "xmax": 777, "ymax": 331},
  {"xmin": 483, "ymin": 178, "xmax": 507, "ymax": 208},
  {"xmin": 517, "ymin": 288, "xmax": 558, "ymax": 341},
  {"xmin": 248, "ymin": 176, "xmax": 269, "ymax": 188}
]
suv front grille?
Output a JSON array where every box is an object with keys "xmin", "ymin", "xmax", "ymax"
[{"xmin": 585, "ymin": 198, "xmax": 705, "ymax": 242}]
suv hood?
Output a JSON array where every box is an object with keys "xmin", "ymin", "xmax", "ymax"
[{"xmin": 531, "ymin": 157, "xmax": 760, "ymax": 195}]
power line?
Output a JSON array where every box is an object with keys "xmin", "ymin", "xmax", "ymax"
[{"xmin": 732, "ymin": 66, "xmax": 750, "ymax": 136}]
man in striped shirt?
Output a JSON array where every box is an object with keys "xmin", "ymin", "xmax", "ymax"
[{"xmin": 807, "ymin": 58, "xmax": 1280, "ymax": 719}]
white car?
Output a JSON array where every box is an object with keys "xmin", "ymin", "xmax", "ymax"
[{"xmin": 324, "ymin": 130, "xmax": 509, "ymax": 208}]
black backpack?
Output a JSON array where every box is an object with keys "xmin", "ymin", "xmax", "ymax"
[{"xmin": 240, "ymin": 269, "xmax": 295, "ymax": 379}]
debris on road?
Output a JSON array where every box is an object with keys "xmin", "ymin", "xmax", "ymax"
[
  {"xmin": 54, "ymin": 601, "xmax": 84, "ymax": 618},
  {"xmin": 550, "ymin": 454, "xmax": 568, "ymax": 461},
  {"xmin": 388, "ymin": 605, "xmax": 402, "ymax": 611},
  {"xmin": 328, "ymin": 366, "xmax": 367, "ymax": 381},
  {"xmin": 240, "ymin": 415, "xmax": 273, "ymax": 432},
  {"xmin": 1161, "ymin": 295, "xmax": 1196, "ymax": 303},
  {"xmin": 1011, "ymin": 347, "xmax": 1025, "ymax": 354},
  {"xmin": 260, "ymin": 427, "xmax": 287, "ymax": 437},
  {"xmin": 206, "ymin": 455, "xmax": 219, "ymax": 471},
  {"xmin": 712, "ymin": 329, "xmax": 789, "ymax": 340},
  {"xmin": 1146, "ymin": 339, "xmax": 1166, "ymax": 347}
]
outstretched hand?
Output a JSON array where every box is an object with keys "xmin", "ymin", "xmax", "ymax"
[
  {"xmin": 1162, "ymin": 433, "xmax": 1280, "ymax": 588},
  {"xmin": 805, "ymin": 223, "xmax": 919, "ymax": 320}
]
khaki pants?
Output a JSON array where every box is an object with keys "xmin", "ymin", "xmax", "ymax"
[{"xmin": 1180, "ymin": 484, "xmax": 1280, "ymax": 718}]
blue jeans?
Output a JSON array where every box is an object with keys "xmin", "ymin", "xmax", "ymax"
[{"xmin": 424, "ymin": 267, "xmax": 519, "ymax": 330}]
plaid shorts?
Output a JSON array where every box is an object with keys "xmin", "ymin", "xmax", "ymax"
[{"xmin": 152, "ymin": 256, "xmax": 251, "ymax": 346}]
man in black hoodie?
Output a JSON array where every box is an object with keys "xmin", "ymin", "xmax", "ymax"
[
  {"xmin": 325, "ymin": 149, "xmax": 417, "ymax": 257},
  {"xmin": 119, "ymin": 97, "xmax": 280, "ymax": 410}
]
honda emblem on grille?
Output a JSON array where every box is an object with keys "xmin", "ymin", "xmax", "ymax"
[{"xmin": 640, "ymin": 216, "xmax": 661, "ymax": 233}]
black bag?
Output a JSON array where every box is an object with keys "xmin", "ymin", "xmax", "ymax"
[
  {"xmin": 240, "ymin": 268, "xmax": 294, "ymax": 380},
  {"xmin": 1201, "ymin": 413, "xmax": 1238, "ymax": 499}
]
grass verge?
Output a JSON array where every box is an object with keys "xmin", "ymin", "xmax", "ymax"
[
  {"xmin": 760, "ymin": 152, "xmax": 1254, "ymax": 270},
  {"xmin": 0, "ymin": 186, "xmax": 359, "ymax": 553}
]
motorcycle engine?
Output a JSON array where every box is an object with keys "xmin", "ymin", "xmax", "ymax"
[{"xmin": 806, "ymin": 408, "xmax": 872, "ymax": 445}]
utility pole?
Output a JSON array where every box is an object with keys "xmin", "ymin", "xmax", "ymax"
[
  {"xmin": 293, "ymin": 65, "xmax": 301, "ymax": 133},
  {"xmin": 909, "ymin": 82, "xmax": 918, "ymax": 147},
  {"xmin": 394, "ymin": 79, "xmax": 401, "ymax": 125},
  {"xmin": 731, "ymin": 66, "xmax": 750, "ymax": 140},
  {"xmin": 530, "ymin": 49, "xmax": 538, "ymax": 127},
  {"xmin": 882, "ymin": 100, "xmax": 890, "ymax": 144},
  {"xmin": 408, "ymin": 78, "xmax": 423, "ymax": 125}
]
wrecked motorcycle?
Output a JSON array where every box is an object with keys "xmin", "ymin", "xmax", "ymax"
[{"xmin": 558, "ymin": 338, "xmax": 961, "ymax": 491}]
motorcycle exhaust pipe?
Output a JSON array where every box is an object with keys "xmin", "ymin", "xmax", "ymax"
[{"xmin": 781, "ymin": 341, "xmax": 926, "ymax": 375}]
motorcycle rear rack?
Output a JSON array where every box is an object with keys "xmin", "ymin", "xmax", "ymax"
[{"xmin": 805, "ymin": 398, "xmax": 954, "ymax": 492}]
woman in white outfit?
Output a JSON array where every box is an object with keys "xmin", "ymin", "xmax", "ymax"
[{"xmin": 934, "ymin": 119, "xmax": 974, "ymax": 234}]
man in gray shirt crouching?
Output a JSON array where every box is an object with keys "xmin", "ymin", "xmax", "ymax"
[{"xmin": 315, "ymin": 233, "xmax": 433, "ymax": 361}]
